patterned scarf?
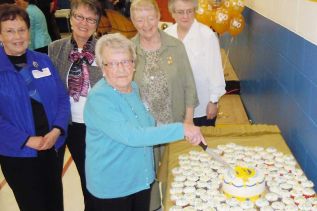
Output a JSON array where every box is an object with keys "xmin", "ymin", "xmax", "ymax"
[{"xmin": 68, "ymin": 36, "xmax": 95, "ymax": 102}]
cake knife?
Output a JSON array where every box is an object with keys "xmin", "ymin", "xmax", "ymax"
[{"xmin": 199, "ymin": 142, "xmax": 231, "ymax": 168}]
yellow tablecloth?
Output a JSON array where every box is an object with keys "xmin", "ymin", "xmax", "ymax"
[
  {"xmin": 216, "ymin": 95, "xmax": 250, "ymax": 125},
  {"xmin": 158, "ymin": 124, "xmax": 293, "ymax": 210}
]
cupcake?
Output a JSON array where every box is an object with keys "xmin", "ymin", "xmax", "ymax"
[
  {"xmin": 280, "ymin": 182, "xmax": 292, "ymax": 191},
  {"xmin": 170, "ymin": 193, "xmax": 183, "ymax": 202},
  {"xmin": 183, "ymin": 193, "xmax": 196, "ymax": 201},
  {"xmin": 200, "ymin": 193, "xmax": 212, "ymax": 202},
  {"xmin": 172, "ymin": 167, "xmax": 183, "ymax": 175},
  {"xmin": 282, "ymin": 197, "xmax": 295, "ymax": 206},
  {"xmin": 302, "ymin": 188, "xmax": 316, "ymax": 198},
  {"xmin": 184, "ymin": 180, "xmax": 196, "ymax": 187},
  {"xmin": 194, "ymin": 201, "xmax": 208, "ymax": 211},
  {"xmin": 259, "ymin": 206, "xmax": 274, "ymax": 211},
  {"xmin": 298, "ymin": 201, "xmax": 313, "ymax": 211},
  {"xmin": 229, "ymin": 206, "xmax": 243, "ymax": 211},
  {"xmin": 195, "ymin": 188, "xmax": 207, "ymax": 197},
  {"xmin": 216, "ymin": 203, "xmax": 230, "ymax": 211},
  {"xmin": 189, "ymin": 150, "xmax": 200, "ymax": 156},
  {"xmin": 226, "ymin": 198, "xmax": 240, "ymax": 207},
  {"xmin": 169, "ymin": 205, "xmax": 183, "ymax": 211},
  {"xmin": 254, "ymin": 146, "xmax": 264, "ymax": 152},
  {"xmin": 302, "ymin": 180, "xmax": 315, "ymax": 188},
  {"xmin": 196, "ymin": 180, "xmax": 208, "ymax": 189},
  {"xmin": 294, "ymin": 195, "xmax": 306, "ymax": 205},
  {"xmin": 170, "ymin": 187, "xmax": 183, "ymax": 195},
  {"xmin": 179, "ymin": 160, "xmax": 190, "ymax": 166},
  {"xmin": 171, "ymin": 182, "xmax": 184, "ymax": 189},
  {"xmin": 266, "ymin": 147, "xmax": 277, "ymax": 153},
  {"xmin": 271, "ymin": 201, "xmax": 285, "ymax": 210},
  {"xmin": 255, "ymin": 198, "xmax": 269, "ymax": 208},
  {"xmin": 284, "ymin": 204, "xmax": 299, "ymax": 210},
  {"xmin": 240, "ymin": 200, "xmax": 254, "ymax": 209},
  {"xmin": 175, "ymin": 196, "xmax": 189, "ymax": 207},
  {"xmin": 174, "ymin": 175, "xmax": 186, "ymax": 182},
  {"xmin": 265, "ymin": 192, "xmax": 279, "ymax": 202},
  {"xmin": 178, "ymin": 154, "xmax": 189, "ymax": 161},
  {"xmin": 183, "ymin": 186, "xmax": 196, "ymax": 194}
]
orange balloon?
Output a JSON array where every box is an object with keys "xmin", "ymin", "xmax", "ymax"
[
  {"xmin": 223, "ymin": 0, "xmax": 245, "ymax": 16},
  {"xmin": 211, "ymin": 7, "xmax": 230, "ymax": 34},
  {"xmin": 195, "ymin": 0, "xmax": 213, "ymax": 27},
  {"xmin": 228, "ymin": 14, "xmax": 245, "ymax": 36}
]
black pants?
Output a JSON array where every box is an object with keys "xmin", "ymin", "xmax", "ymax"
[
  {"xmin": 63, "ymin": 122, "xmax": 93, "ymax": 211},
  {"xmin": 0, "ymin": 148, "xmax": 64, "ymax": 211},
  {"xmin": 90, "ymin": 188, "xmax": 151, "ymax": 211},
  {"xmin": 193, "ymin": 116, "xmax": 217, "ymax": 126}
]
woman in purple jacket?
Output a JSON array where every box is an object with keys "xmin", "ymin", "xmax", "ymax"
[{"xmin": 0, "ymin": 4, "xmax": 70, "ymax": 211}]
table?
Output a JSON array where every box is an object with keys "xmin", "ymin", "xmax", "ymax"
[
  {"xmin": 55, "ymin": 9, "xmax": 71, "ymax": 33},
  {"xmin": 158, "ymin": 124, "xmax": 293, "ymax": 210},
  {"xmin": 221, "ymin": 48, "xmax": 240, "ymax": 94},
  {"xmin": 216, "ymin": 95, "xmax": 250, "ymax": 125}
]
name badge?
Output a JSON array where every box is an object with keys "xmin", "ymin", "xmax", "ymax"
[{"xmin": 32, "ymin": 68, "xmax": 51, "ymax": 79}]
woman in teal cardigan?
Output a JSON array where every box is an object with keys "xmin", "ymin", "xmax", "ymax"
[
  {"xmin": 84, "ymin": 33, "xmax": 205, "ymax": 211},
  {"xmin": 15, "ymin": 0, "xmax": 52, "ymax": 53}
]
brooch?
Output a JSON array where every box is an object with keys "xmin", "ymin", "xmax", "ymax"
[
  {"xmin": 167, "ymin": 56, "xmax": 173, "ymax": 65},
  {"xmin": 32, "ymin": 61, "xmax": 39, "ymax": 68}
]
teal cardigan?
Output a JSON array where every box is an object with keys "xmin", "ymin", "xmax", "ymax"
[
  {"xmin": 27, "ymin": 4, "xmax": 52, "ymax": 50},
  {"xmin": 84, "ymin": 79, "xmax": 184, "ymax": 198}
]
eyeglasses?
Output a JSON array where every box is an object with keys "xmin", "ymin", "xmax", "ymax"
[
  {"xmin": 71, "ymin": 13, "xmax": 97, "ymax": 24},
  {"xmin": 174, "ymin": 8, "xmax": 195, "ymax": 16},
  {"xmin": 103, "ymin": 60, "xmax": 134, "ymax": 70},
  {"xmin": 2, "ymin": 28, "xmax": 28, "ymax": 36}
]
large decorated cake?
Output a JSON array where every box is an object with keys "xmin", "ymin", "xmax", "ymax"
[{"xmin": 222, "ymin": 166, "xmax": 266, "ymax": 201}]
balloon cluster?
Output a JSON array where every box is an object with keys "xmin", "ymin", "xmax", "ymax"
[{"xmin": 195, "ymin": 0, "xmax": 245, "ymax": 36}]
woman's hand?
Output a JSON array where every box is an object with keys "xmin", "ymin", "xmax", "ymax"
[
  {"xmin": 183, "ymin": 123, "xmax": 207, "ymax": 146},
  {"xmin": 25, "ymin": 136, "xmax": 44, "ymax": 150},
  {"xmin": 206, "ymin": 102, "xmax": 218, "ymax": 119},
  {"xmin": 40, "ymin": 128, "xmax": 61, "ymax": 150}
]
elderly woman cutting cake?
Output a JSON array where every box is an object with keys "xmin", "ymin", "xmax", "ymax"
[{"xmin": 84, "ymin": 33, "xmax": 205, "ymax": 211}]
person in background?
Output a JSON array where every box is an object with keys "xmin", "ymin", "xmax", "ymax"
[
  {"xmin": 166, "ymin": 0, "xmax": 226, "ymax": 126},
  {"xmin": 15, "ymin": 0, "xmax": 52, "ymax": 53},
  {"xmin": 36, "ymin": 0, "xmax": 61, "ymax": 41},
  {"xmin": 84, "ymin": 32, "xmax": 205, "ymax": 211},
  {"xmin": 48, "ymin": 0, "xmax": 103, "ymax": 210},
  {"xmin": 0, "ymin": 0, "xmax": 14, "ymax": 4},
  {"xmin": 0, "ymin": 4, "xmax": 70, "ymax": 211},
  {"xmin": 99, "ymin": 0, "xmax": 131, "ymax": 17},
  {"xmin": 130, "ymin": 0, "xmax": 198, "ymax": 210}
]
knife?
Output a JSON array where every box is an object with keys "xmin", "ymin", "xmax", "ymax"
[{"xmin": 199, "ymin": 142, "xmax": 231, "ymax": 168}]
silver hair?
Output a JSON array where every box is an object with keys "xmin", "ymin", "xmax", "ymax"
[
  {"xmin": 95, "ymin": 33, "xmax": 137, "ymax": 68},
  {"xmin": 168, "ymin": 0, "xmax": 198, "ymax": 14}
]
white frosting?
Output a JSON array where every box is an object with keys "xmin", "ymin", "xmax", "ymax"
[
  {"xmin": 271, "ymin": 201, "xmax": 285, "ymax": 210},
  {"xmin": 222, "ymin": 167, "xmax": 265, "ymax": 198},
  {"xmin": 255, "ymin": 198, "xmax": 269, "ymax": 207},
  {"xmin": 265, "ymin": 192, "xmax": 279, "ymax": 202},
  {"xmin": 260, "ymin": 206, "xmax": 274, "ymax": 211}
]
